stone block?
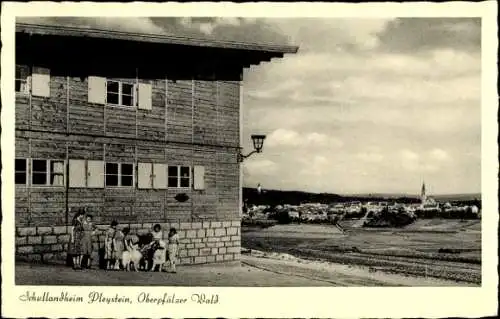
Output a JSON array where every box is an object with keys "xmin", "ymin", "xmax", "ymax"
[
  {"xmin": 180, "ymin": 238, "xmax": 190, "ymax": 244},
  {"xmin": 177, "ymin": 230, "xmax": 186, "ymax": 239},
  {"xmin": 226, "ymin": 227, "xmax": 238, "ymax": 236},
  {"xmin": 37, "ymin": 226, "xmax": 53, "ymax": 235},
  {"xmin": 180, "ymin": 257, "xmax": 192, "ymax": 265},
  {"xmin": 57, "ymin": 234, "xmax": 71, "ymax": 243},
  {"xmin": 17, "ymin": 246, "xmax": 34, "ymax": 254},
  {"xmin": 51, "ymin": 244, "xmax": 63, "ymax": 252},
  {"xmin": 206, "ymin": 228, "xmax": 215, "ymax": 237},
  {"xmin": 200, "ymin": 248, "xmax": 212, "ymax": 256},
  {"xmin": 186, "ymin": 230, "xmax": 196, "ymax": 238},
  {"xmin": 206, "ymin": 255, "xmax": 215, "ymax": 263},
  {"xmin": 202, "ymin": 221, "xmax": 211, "ymax": 229},
  {"xmin": 207, "ymin": 237, "xmax": 219, "ymax": 243},
  {"xmin": 194, "ymin": 256, "xmax": 207, "ymax": 264},
  {"xmin": 18, "ymin": 227, "xmax": 36, "ymax": 236},
  {"xmin": 215, "ymin": 255, "xmax": 224, "ymax": 262},
  {"xmin": 211, "ymin": 221, "xmax": 222, "ymax": 228},
  {"xmin": 195, "ymin": 243, "xmax": 206, "ymax": 249},
  {"xmin": 180, "ymin": 222, "xmax": 191, "ymax": 230},
  {"xmin": 33, "ymin": 244, "xmax": 52, "ymax": 253},
  {"xmin": 16, "ymin": 236, "xmax": 27, "ymax": 246},
  {"xmin": 220, "ymin": 236, "xmax": 230, "ymax": 242},
  {"xmin": 233, "ymin": 240, "xmax": 241, "ymax": 247},
  {"xmin": 191, "ymin": 222, "xmax": 202, "ymax": 229},
  {"xmin": 188, "ymin": 249, "xmax": 198, "ymax": 257},
  {"xmin": 197, "ymin": 229, "xmax": 206, "ymax": 238},
  {"xmin": 206, "ymin": 242, "xmax": 216, "ymax": 248},
  {"xmin": 130, "ymin": 223, "xmax": 141, "ymax": 229},
  {"xmin": 233, "ymin": 252, "xmax": 241, "ymax": 261},
  {"xmin": 179, "ymin": 249, "xmax": 188, "ymax": 257},
  {"xmin": 218, "ymin": 247, "xmax": 226, "ymax": 254},
  {"xmin": 192, "ymin": 238, "xmax": 202, "ymax": 243},
  {"xmin": 231, "ymin": 235, "xmax": 240, "ymax": 241},
  {"xmin": 215, "ymin": 242, "xmax": 224, "ymax": 248},
  {"xmin": 28, "ymin": 236, "xmax": 42, "ymax": 245},
  {"xmin": 137, "ymin": 228, "xmax": 149, "ymax": 235},
  {"xmin": 223, "ymin": 254, "xmax": 234, "ymax": 261},
  {"xmin": 43, "ymin": 235, "xmax": 57, "ymax": 244},
  {"xmin": 231, "ymin": 220, "xmax": 240, "ymax": 227},
  {"xmin": 142, "ymin": 223, "xmax": 153, "ymax": 229},
  {"xmin": 211, "ymin": 248, "xmax": 219, "ymax": 255},
  {"xmin": 186, "ymin": 243, "xmax": 195, "ymax": 249},
  {"xmin": 53, "ymin": 226, "xmax": 68, "ymax": 235},
  {"xmin": 227, "ymin": 246, "xmax": 240, "ymax": 254},
  {"xmin": 214, "ymin": 228, "xmax": 226, "ymax": 237},
  {"xmin": 222, "ymin": 221, "xmax": 232, "ymax": 228}
]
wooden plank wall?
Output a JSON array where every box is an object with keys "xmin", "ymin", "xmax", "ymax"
[{"xmin": 15, "ymin": 70, "xmax": 242, "ymax": 226}]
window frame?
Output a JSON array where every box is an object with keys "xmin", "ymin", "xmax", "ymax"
[
  {"xmin": 15, "ymin": 158, "xmax": 28, "ymax": 186},
  {"xmin": 15, "ymin": 65, "xmax": 31, "ymax": 95},
  {"xmin": 30, "ymin": 159, "xmax": 66, "ymax": 187},
  {"xmin": 167, "ymin": 165, "xmax": 192, "ymax": 189},
  {"xmin": 105, "ymin": 162, "xmax": 135, "ymax": 188},
  {"xmin": 105, "ymin": 79, "xmax": 136, "ymax": 108}
]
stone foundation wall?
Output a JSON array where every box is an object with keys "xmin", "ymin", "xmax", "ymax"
[{"xmin": 15, "ymin": 220, "xmax": 241, "ymax": 266}]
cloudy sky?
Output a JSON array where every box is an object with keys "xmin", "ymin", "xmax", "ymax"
[{"xmin": 19, "ymin": 17, "xmax": 481, "ymax": 195}]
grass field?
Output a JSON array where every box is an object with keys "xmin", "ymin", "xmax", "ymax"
[{"xmin": 241, "ymin": 219, "xmax": 481, "ymax": 285}]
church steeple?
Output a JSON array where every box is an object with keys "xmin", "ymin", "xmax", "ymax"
[{"xmin": 421, "ymin": 181, "xmax": 427, "ymax": 204}]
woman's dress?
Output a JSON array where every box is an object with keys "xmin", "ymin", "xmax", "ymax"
[
  {"xmin": 70, "ymin": 219, "xmax": 84, "ymax": 255},
  {"xmin": 81, "ymin": 221, "xmax": 94, "ymax": 256},
  {"xmin": 113, "ymin": 230, "xmax": 125, "ymax": 260}
]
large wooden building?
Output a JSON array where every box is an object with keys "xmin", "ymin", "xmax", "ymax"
[{"xmin": 14, "ymin": 23, "xmax": 298, "ymax": 265}]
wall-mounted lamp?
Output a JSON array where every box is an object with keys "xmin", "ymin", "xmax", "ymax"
[{"xmin": 238, "ymin": 134, "xmax": 266, "ymax": 163}]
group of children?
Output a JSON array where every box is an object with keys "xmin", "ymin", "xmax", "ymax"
[
  {"xmin": 67, "ymin": 208, "xmax": 180, "ymax": 272},
  {"xmin": 103, "ymin": 222, "xmax": 180, "ymax": 272}
]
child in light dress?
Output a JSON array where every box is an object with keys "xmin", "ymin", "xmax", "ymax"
[
  {"xmin": 104, "ymin": 221, "xmax": 117, "ymax": 270},
  {"xmin": 167, "ymin": 228, "xmax": 180, "ymax": 273}
]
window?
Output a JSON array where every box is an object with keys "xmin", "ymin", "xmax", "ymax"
[
  {"xmin": 15, "ymin": 158, "xmax": 27, "ymax": 185},
  {"xmin": 168, "ymin": 165, "xmax": 191, "ymax": 188},
  {"xmin": 105, "ymin": 162, "xmax": 134, "ymax": 187},
  {"xmin": 106, "ymin": 80, "xmax": 135, "ymax": 107},
  {"xmin": 31, "ymin": 159, "xmax": 65, "ymax": 186},
  {"xmin": 16, "ymin": 65, "xmax": 30, "ymax": 94}
]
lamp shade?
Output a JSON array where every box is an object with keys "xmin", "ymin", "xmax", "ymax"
[{"xmin": 251, "ymin": 134, "xmax": 266, "ymax": 153}]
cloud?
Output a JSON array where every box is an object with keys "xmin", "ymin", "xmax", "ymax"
[
  {"xmin": 266, "ymin": 129, "xmax": 343, "ymax": 148},
  {"xmin": 244, "ymin": 159, "xmax": 278, "ymax": 175},
  {"xmin": 429, "ymin": 148, "xmax": 450, "ymax": 161}
]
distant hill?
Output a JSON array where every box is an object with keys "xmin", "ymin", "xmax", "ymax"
[{"xmin": 243, "ymin": 188, "xmax": 481, "ymax": 207}]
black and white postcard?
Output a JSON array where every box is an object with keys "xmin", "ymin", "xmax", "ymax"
[{"xmin": 1, "ymin": 1, "xmax": 498, "ymax": 318}]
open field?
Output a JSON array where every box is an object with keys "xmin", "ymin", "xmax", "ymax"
[{"xmin": 241, "ymin": 219, "xmax": 481, "ymax": 285}]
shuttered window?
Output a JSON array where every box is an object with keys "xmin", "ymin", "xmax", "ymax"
[
  {"xmin": 138, "ymin": 162, "xmax": 153, "ymax": 189},
  {"xmin": 31, "ymin": 159, "xmax": 65, "ymax": 186},
  {"xmin": 15, "ymin": 65, "xmax": 30, "ymax": 94},
  {"xmin": 31, "ymin": 67, "xmax": 50, "ymax": 97},
  {"xmin": 153, "ymin": 163, "xmax": 167, "ymax": 189},
  {"xmin": 69, "ymin": 159, "xmax": 86, "ymax": 188},
  {"xmin": 88, "ymin": 76, "xmax": 107, "ymax": 104},
  {"xmin": 87, "ymin": 160, "xmax": 105, "ymax": 188},
  {"xmin": 105, "ymin": 162, "xmax": 134, "ymax": 187},
  {"xmin": 168, "ymin": 165, "xmax": 191, "ymax": 188},
  {"xmin": 193, "ymin": 165, "xmax": 205, "ymax": 190},
  {"xmin": 106, "ymin": 80, "xmax": 135, "ymax": 107},
  {"xmin": 15, "ymin": 158, "xmax": 28, "ymax": 185}
]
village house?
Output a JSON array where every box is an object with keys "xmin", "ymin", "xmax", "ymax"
[{"xmin": 14, "ymin": 23, "xmax": 298, "ymax": 265}]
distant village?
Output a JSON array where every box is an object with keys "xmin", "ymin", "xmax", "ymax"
[{"xmin": 242, "ymin": 183, "xmax": 481, "ymax": 227}]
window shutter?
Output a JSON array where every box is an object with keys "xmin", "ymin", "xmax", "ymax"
[
  {"xmin": 87, "ymin": 160, "xmax": 104, "ymax": 188},
  {"xmin": 69, "ymin": 159, "xmax": 86, "ymax": 188},
  {"xmin": 31, "ymin": 67, "xmax": 50, "ymax": 97},
  {"xmin": 88, "ymin": 76, "xmax": 106, "ymax": 104},
  {"xmin": 193, "ymin": 165, "xmax": 205, "ymax": 190},
  {"xmin": 153, "ymin": 163, "xmax": 167, "ymax": 189},
  {"xmin": 138, "ymin": 82, "xmax": 152, "ymax": 110},
  {"xmin": 138, "ymin": 162, "xmax": 153, "ymax": 189}
]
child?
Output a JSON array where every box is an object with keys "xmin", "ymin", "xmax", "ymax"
[
  {"xmin": 113, "ymin": 227, "xmax": 127, "ymax": 270},
  {"xmin": 81, "ymin": 214, "xmax": 96, "ymax": 269},
  {"xmin": 104, "ymin": 221, "xmax": 117, "ymax": 270},
  {"xmin": 167, "ymin": 228, "xmax": 180, "ymax": 273},
  {"xmin": 146, "ymin": 224, "xmax": 163, "ymax": 270}
]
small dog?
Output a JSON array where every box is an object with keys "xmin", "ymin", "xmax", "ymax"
[
  {"xmin": 150, "ymin": 240, "xmax": 167, "ymax": 272},
  {"xmin": 122, "ymin": 240, "xmax": 143, "ymax": 272}
]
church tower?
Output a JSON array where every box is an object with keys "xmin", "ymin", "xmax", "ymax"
[{"xmin": 421, "ymin": 181, "xmax": 427, "ymax": 205}]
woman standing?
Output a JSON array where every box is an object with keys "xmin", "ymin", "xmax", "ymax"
[
  {"xmin": 112, "ymin": 226, "xmax": 126, "ymax": 270},
  {"xmin": 81, "ymin": 214, "xmax": 96, "ymax": 269},
  {"xmin": 167, "ymin": 228, "xmax": 180, "ymax": 273},
  {"xmin": 69, "ymin": 208, "xmax": 85, "ymax": 270}
]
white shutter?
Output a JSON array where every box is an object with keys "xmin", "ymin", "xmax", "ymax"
[
  {"xmin": 69, "ymin": 159, "xmax": 86, "ymax": 188},
  {"xmin": 87, "ymin": 160, "xmax": 104, "ymax": 188},
  {"xmin": 88, "ymin": 76, "xmax": 106, "ymax": 104},
  {"xmin": 193, "ymin": 165, "xmax": 205, "ymax": 190},
  {"xmin": 138, "ymin": 82, "xmax": 152, "ymax": 110},
  {"xmin": 31, "ymin": 67, "xmax": 50, "ymax": 97},
  {"xmin": 138, "ymin": 162, "xmax": 153, "ymax": 189},
  {"xmin": 153, "ymin": 163, "xmax": 167, "ymax": 189}
]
